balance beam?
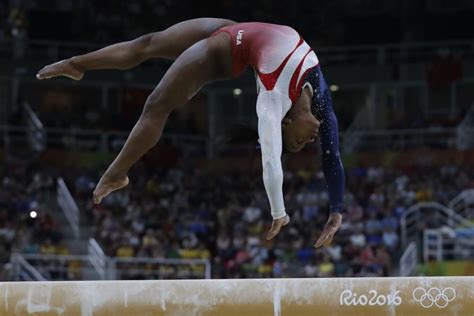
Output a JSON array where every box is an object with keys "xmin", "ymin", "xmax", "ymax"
[{"xmin": 0, "ymin": 277, "xmax": 472, "ymax": 316}]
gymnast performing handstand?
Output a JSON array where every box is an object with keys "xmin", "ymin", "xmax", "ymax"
[{"xmin": 37, "ymin": 18, "xmax": 344, "ymax": 248}]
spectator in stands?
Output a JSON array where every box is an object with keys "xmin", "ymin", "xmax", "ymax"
[{"xmin": 1, "ymin": 155, "xmax": 473, "ymax": 280}]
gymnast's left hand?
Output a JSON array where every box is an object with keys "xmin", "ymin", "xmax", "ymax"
[
  {"xmin": 265, "ymin": 215, "xmax": 290, "ymax": 240},
  {"xmin": 314, "ymin": 212, "xmax": 342, "ymax": 248}
]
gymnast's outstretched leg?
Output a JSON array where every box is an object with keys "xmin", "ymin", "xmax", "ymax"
[{"xmin": 36, "ymin": 18, "xmax": 236, "ymax": 80}]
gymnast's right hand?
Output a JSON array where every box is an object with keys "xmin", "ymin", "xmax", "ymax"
[
  {"xmin": 265, "ymin": 214, "xmax": 290, "ymax": 240},
  {"xmin": 36, "ymin": 58, "xmax": 84, "ymax": 81}
]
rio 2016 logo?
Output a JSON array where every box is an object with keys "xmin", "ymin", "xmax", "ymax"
[
  {"xmin": 339, "ymin": 290, "xmax": 402, "ymax": 306},
  {"xmin": 412, "ymin": 287, "xmax": 456, "ymax": 308}
]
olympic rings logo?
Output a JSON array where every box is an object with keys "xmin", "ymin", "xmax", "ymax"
[{"xmin": 412, "ymin": 287, "xmax": 456, "ymax": 308}]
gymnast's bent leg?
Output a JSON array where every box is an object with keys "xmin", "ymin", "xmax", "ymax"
[{"xmin": 93, "ymin": 33, "xmax": 232, "ymax": 203}]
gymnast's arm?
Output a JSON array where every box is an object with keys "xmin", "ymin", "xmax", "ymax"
[
  {"xmin": 319, "ymin": 96, "xmax": 345, "ymax": 214},
  {"xmin": 256, "ymin": 91, "xmax": 288, "ymax": 220}
]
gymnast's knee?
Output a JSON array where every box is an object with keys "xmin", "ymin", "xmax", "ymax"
[{"xmin": 142, "ymin": 92, "xmax": 174, "ymax": 119}]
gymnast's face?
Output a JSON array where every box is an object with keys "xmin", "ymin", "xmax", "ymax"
[
  {"xmin": 282, "ymin": 114, "xmax": 319, "ymax": 152},
  {"xmin": 281, "ymin": 86, "xmax": 320, "ymax": 152}
]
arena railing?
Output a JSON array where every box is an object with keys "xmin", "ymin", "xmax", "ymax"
[
  {"xmin": 87, "ymin": 238, "xmax": 107, "ymax": 280},
  {"xmin": 0, "ymin": 125, "xmax": 208, "ymax": 155},
  {"xmin": 423, "ymin": 229, "xmax": 443, "ymax": 262},
  {"xmin": 10, "ymin": 253, "xmax": 211, "ymax": 281},
  {"xmin": 341, "ymin": 85, "xmax": 376, "ymax": 153},
  {"xmin": 10, "ymin": 253, "xmax": 47, "ymax": 281},
  {"xmin": 0, "ymin": 78, "xmax": 11, "ymax": 124},
  {"xmin": 449, "ymin": 189, "xmax": 474, "ymax": 221},
  {"xmin": 0, "ymin": 124, "xmax": 462, "ymax": 154},
  {"xmin": 423, "ymin": 227, "xmax": 474, "ymax": 263},
  {"xmin": 2, "ymin": 76, "xmax": 473, "ymax": 156},
  {"xmin": 57, "ymin": 177, "xmax": 80, "ymax": 239},
  {"xmin": 1, "ymin": 38, "xmax": 473, "ymax": 66},
  {"xmin": 399, "ymin": 242, "xmax": 417, "ymax": 277},
  {"xmin": 400, "ymin": 202, "xmax": 472, "ymax": 249},
  {"xmin": 317, "ymin": 39, "xmax": 474, "ymax": 65},
  {"xmin": 22, "ymin": 102, "xmax": 46, "ymax": 153},
  {"xmin": 456, "ymin": 104, "xmax": 474, "ymax": 149},
  {"xmin": 15, "ymin": 254, "xmax": 105, "ymax": 280},
  {"xmin": 108, "ymin": 257, "xmax": 212, "ymax": 280},
  {"xmin": 351, "ymin": 127, "xmax": 458, "ymax": 151}
]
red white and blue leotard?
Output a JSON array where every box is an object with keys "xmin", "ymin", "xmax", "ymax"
[
  {"xmin": 213, "ymin": 22, "xmax": 319, "ymax": 103},
  {"xmin": 214, "ymin": 23, "xmax": 345, "ymax": 219}
]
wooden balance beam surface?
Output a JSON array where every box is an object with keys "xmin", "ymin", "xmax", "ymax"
[{"xmin": 0, "ymin": 277, "xmax": 472, "ymax": 316}]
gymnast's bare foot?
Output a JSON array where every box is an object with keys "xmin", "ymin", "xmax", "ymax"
[
  {"xmin": 93, "ymin": 173, "xmax": 129, "ymax": 204},
  {"xmin": 266, "ymin": 215, "xmax": 290, "ymax": 240},
  {"xmin": 314, "ymin": 212, "xmax": 342, "ymax": 248},
  {"xmin": 36, "ymin": 58, "xmax": 84, "ymax": 81}
]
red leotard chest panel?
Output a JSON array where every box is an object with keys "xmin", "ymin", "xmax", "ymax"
[{"xmin": 213, "ymin": 22, "xmax": 319, "ymax": 103}]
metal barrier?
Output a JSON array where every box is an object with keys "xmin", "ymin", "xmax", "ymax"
[
  {"xmin": 399, "ymin": 242, "xmax": 417, "ymax": 277},
  {"xmin": 10, "ymin": 254, "xmax": 47, "ymax": 281},
  {"xmin": 0, "ymin": 78, "xmax": 10, "ymax": 124},
  {"xmin": 17, "ymin": 254, "xmax": 100, "ymax": 280},
  {"xmin": 400, "ymin": 202, "xmax": 471, "ymax": 249},
  {"xmin": 0, "ymin": 124, "xmax": 462, "ymax": 154},
  {"xmin": 423, "ymin": 227, "xmax": 474, "ymax": 262},
  {"xmin": 22, "ymin": 102, "xmax": 45, "ymax": 152},
  {"xmin": 400, "ymin": 201, "xmax": 473, "ymax": 269},
  {"xmin": 0, "ymin": 125, "xmax": 208, "ymax": 154},
  {"xmin": 352, "ymin": 127, "xmax": 457, "ymax": 151},
  {"xmin": 1, "ymin": 38, "xmax": 473, "ymax": 66},
  {"xmin": 0, "ymin": 125, "xmax": 30, "ymax": 145},
  {"xmin": 449, "ymin": 189, "xmax": 474, "ymax": 221},
  {"xmin": 10, "ymin": 253, "xmax": 211, "ymax": 281},
  {"xmin": 423, "ymin": 229, "xmax": 444, "ymax": 262},
  {"xmin": 341, "ymin": 85, "xmax": 376, "ymax": 153},
  {"xmin": 109, "ymin": 257, "xmax": 211, "ymax": 280},
  {"xmin": 318, "ymin": 39, "xmax": 474, "ymax": 66},
  {"xmin": 87, "ymin": 238, "xmax": 107, "ymax": 280},
  {"xmin": 457, "ymin": 105, "xmax": 474, "ymax": 150},
  {"xmin": 57, "ymin": 177, "xmax": 80, "ymax": 239}
]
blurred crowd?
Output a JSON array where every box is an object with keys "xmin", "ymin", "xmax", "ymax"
[
  {"xmin": 0, "ymin": 162, "xmax": 68, "ymax": 279},
  {"xmin": 1, "ymin": 154, "xmax": 473, "ymax": 280},
  {"xmin": 65, "ymin": 160, "xmax": 473, "ymax": 279}
]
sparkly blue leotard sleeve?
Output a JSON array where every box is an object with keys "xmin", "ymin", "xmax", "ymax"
[{"xmin": 304, "ymin": 66, "xmax": 345, "ymax": 213}]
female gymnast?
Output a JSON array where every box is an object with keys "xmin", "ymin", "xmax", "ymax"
[{"xmin": 37, "ymin": 18, "xmax": 344, "ymax": 248}]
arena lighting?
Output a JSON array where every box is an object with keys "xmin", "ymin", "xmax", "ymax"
[
  {"xmin": 233, "ymin": 88, "xmax": 242, "ymax": 96},
  {"xmin": 330, "ymin": 84, "xmax": 340, "ymax": 92},
  {"xmin": 29, "ymin": 210, "xmax": 38, "ymax": 218}
]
